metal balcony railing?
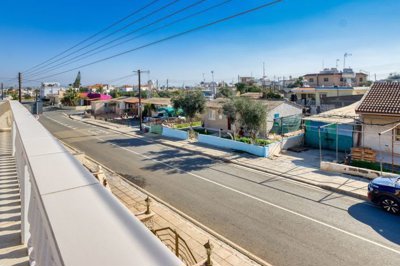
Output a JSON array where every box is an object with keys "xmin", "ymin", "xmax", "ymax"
[{"xmin": 152, "ymin": 227, "xmax": 198, "ymax": 266}]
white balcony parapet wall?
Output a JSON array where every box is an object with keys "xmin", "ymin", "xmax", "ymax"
[{"xmin": 4, "ymin": 101, "xmax": 183, "ymax": 266}]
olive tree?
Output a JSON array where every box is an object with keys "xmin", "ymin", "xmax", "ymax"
[
  {"xmin": 223, "ymin": 97, "xmax": 266, "ymax": 141},
  {"xmin": 172, "ymin": 90, "xmax": 206, "ymax": 130}
]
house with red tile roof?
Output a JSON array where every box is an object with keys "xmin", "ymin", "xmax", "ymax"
[{"xmin": 355, "ymin": 82, "xmax": 400, "ymax": 167}]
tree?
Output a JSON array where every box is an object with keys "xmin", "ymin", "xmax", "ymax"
[
  {"xmin": 143, "ymin": 103, "xmax": 156, "ymax": 117},
  {"xmin": 222, "ymin": 100, "xmax": 238, "ymax": 137},
  {"xmin": 239, "ymin": 99, "xmax": 266, "ymax": 140},
  {"xmin": 61, "ymin": 88, "xmax": 80, "ymax": 106},
  {"xmin": 223, "ymin": 97, "xmax": 266, "ymax": 141},
  {"xmin": 23, "ymin": 93, "xmax": 32, "ymax": 100},
  {"xmin": 172, "ymin": 90, "xmax": 206, "ymax": 129},
  {"xmin": 110, "ymin": 90, "xmax": 121, "ymax": 98},
  {"xmin": 287, "ymin": 77, "xmax": 304, "ymax": 88},
  {"xmin": 216, "ymin": 86, "xmax": 233, "ymax": 98},
  {"xmin": 10, "ymin": 91, "xmax": 18, "ymax": 100},
  {"xmin": 235, "ymin": 83, "xmax": 247, "ymax": 94},
  {"xmin": 73, "ymin": 71, "xmax": 81, "ymax": 89}
]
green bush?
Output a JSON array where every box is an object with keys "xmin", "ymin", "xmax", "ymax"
[
  {"xmin": 234, "ymin": 137, "xmax": 272, "ymax": 146},
  {"xmin": 236, "ymin": 137, "xmax": 252, "ymax": 144},
  {"xmin": 351, "ymin": 160, "xmax": 381, "ymax": 171},
  {"xmin": 174, "ymin": 121, "xmax": 202, "ymax": 129},
  {"xmin": 256, "ymin": 139, "xmax": 272, "ymax": 146},
  {"xmin": 351, "ymin": 160, "xmax": 400, "ymax": 174}
]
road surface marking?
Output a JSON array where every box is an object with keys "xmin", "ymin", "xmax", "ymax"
[
  {"xmin": 59, "ymin": 114, "xmax": 368, "ymax": 204},
  {"xmin": 97, "ymin": 136, "xmax": 400, "ymax": 255}
]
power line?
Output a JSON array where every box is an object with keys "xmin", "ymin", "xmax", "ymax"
[
  {"xmin": 24, "ymin": 1, "xmax": 161, "ymax": 75},
  {"xmin": 25, "ymin": 0, "xmax": 179, "ymax": 77},
  {"xmin": 27, "ymin": 0, "xmax": 234, "ymax": 78},
  {"xmin": 27, "ymin": 0, "xmax": 209, "ymax": 78},
  {"xmin": 106, "ymin": 74, "xmax": 136, "ymax": 84},
  {"xmin": 32, "ymin": 0, "xmax": 283, "ymax": 81}
]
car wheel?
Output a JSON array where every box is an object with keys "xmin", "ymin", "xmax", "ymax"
[{"xmin": 380, "ymin": 196, "xmax": 400, "ymax": 215}]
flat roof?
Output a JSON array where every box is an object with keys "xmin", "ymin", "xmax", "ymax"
[{"xmin": 303, "ymin": 102, "xmax": 360, "ymax": 124}]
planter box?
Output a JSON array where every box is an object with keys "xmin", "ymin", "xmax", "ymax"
[{"xmin": 198, "ymin": 134, "xmax": 268, "ymax": 157}]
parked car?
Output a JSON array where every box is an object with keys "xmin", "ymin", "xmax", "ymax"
[{"xmin": 368, "ymin": 176, "xmax": 400, "ymax": 214}]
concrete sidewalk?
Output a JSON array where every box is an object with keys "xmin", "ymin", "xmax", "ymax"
[{"xmin": 69, "ymin": 115, "xmax": 369, "ymax": 200}]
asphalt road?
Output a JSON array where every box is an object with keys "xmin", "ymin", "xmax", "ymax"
[{"xmin": 39, "ymin": 110, "xmax": 400, "ymax": 266}]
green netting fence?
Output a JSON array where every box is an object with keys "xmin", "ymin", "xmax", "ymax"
[{"xmin": 270, "ymin": 114, "xmax": 302, "ymax": 135}]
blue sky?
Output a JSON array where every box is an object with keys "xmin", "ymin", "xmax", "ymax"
[{"xmin": 1, "ymin": 0, "xmax": 400, "ymax": 87}]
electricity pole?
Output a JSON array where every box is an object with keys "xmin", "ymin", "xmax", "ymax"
[
  {"xmin": 134, "ymin": 69, "xmax": 149, "ymax": 131},
  {"xmin": 1, "ymin": 83, "xmax": 3, "ymax": 100},
  {"xmin": 18, "ymin": 72, "xmax": 22, "ymax": 102}
]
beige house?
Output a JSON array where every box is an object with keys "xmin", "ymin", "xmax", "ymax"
[
  {"xmin": 304, "ymin": 68, "xmax": 368, "ymax": 87},
  {"xmin": 91, "ymin": 97, "xmax": 172, "ymax": 117},
  {"xmin": 203, "ymin": 98, "xmax": 303, "ymax": 135},
  {"xmin": 291, "ymin": 86, "xmax": 369, "ymax": 107},
  {"xmin": 356, "ymin": 82, "xmax": 400, "ymax": 166},
  {"xmin": 91, "ymin": 97, "xmax": 127, "ymax": 116}
]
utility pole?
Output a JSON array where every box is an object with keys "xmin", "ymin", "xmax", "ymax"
[
  {"xmin": 211, "ymin": 70, "xmax": 215, "ymax": 98},
  {"xmin": 1, "ymin": 83, "xmax": 3, "ymax": 100},
  {"xmin": 18, "ymin": 72, "xmax": 22, "ymax": 102},
  {"xmin": 166, "ymin": 79, "xmax": 169, "ymax": 90},
  {"xmin": 134, "ymin": 70, "xmax": 150, "ymax": 131}
]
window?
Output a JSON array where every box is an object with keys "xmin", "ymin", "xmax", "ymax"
[
  {"xmin": 359, "ymin": 77, "xmax": 364, "ymax": 82},
  {"xmin": 309, "ymin": 78, "xmax": 314, "ymax": 82},
  {"xmin": 396, "ymin": 127, "xmax": 400, "ymax": 141},
  {"xmin": 340, "ymin": 78, "xmax": 344, "ymax": 82},
  {"xmin": 208, "ymin": 110, "xmax": 216, "ymax": 120},
  {"xmin": 324, "ymin": 77, "xmax": 329, "ymax": 82}
]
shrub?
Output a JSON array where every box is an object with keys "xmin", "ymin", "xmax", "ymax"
[
  {"xmin": 256, "ymin": 139, "xmax": 272, "ymax": 146},
  {"xmin": 174, "ymin": 121, "xmax": 201, "ymax": 129},
  {"xmin": 351, "ymin": 160, "xmax": 381, "ymax": 171}
]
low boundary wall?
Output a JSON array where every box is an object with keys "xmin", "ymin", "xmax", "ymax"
[
  {"xmin": 162, "ymin": 127, "xmax": 188, "ymax": 140},
  {"xmin": 268, "ymin": 134, "xmax": 304, "ymax": 157},
  {"xmin": 197, "ymin": 134, "xmax": 268, "ymax": 157},
  {"xmin": 320, "ymin": 161, "xmax": 398, "ymax": 179}
]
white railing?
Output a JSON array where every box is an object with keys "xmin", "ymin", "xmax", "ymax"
[{"xmin": 3, "ymin": 101, "xmax": 183, "ymax": 266}]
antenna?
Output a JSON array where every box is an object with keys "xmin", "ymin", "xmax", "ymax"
[{"xmin": 344, "ymin": 53, "xmax": 352, "ymax": 69}]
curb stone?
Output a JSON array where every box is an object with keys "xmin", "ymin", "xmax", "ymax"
[{"xmin": 69, "ymin": 115, "xmax": 368, "ymax": 201}]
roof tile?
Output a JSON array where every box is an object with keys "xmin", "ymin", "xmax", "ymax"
[{"xmin": 356, "ymin": 82, "xmax": 400, "ymax": 115}]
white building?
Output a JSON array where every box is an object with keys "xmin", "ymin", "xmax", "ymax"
[{"xmin": 40, "ymin": 82, "xmax": 63, "ymax": 99}]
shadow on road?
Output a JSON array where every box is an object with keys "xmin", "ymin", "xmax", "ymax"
[
  {"xmin": 100, "ymin": 137, "xmax": 155, "ymax": 148},
  {"xmin": 348, "ymin": 203, "xmax": 400, "ymax": 245},
  {"xmin": 141, "ymin": 149, "xmax": 216, "ymax": 174}
]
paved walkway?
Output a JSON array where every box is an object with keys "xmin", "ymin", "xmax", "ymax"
[
  {"xmin": 70, "ymin": 116, "xmax": 369, "ymax": 200},
  {"xmin": 0, "ymin": 131, "xmax": 29, "ymax": 266},
  {"xmin": 71, "ymin": 146, "xmax": 264, "ymax": 266}
]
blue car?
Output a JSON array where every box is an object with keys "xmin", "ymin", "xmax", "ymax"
[{"xmin": 368, "ymin": 176, "xmax": 400, "ymax": 215}]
